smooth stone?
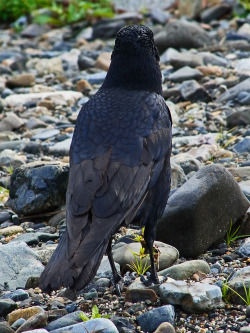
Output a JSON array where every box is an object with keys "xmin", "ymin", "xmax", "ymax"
[
  {"xmin": 0, "ymin": 241, "xmax": 44, "ymax": 290},
  {"xmin": 97, "ymin": 255, "xmax": 120, "ymax": 278},
  {"xmin": 112, "ymin": 241, "xmax": 179, "ymax": 273},
  {"xmin": 32, "ymin": 129, "xmax": 60, "ymax": 141},
  {"xmin": 159, "ymin": 280, "xmax": 222, "ymax": 313},
  {"xmin": 125, "ymin": 288, "xmax": 158, "ymax": 304},
  {"xmin": 169, "ymin": 66, "xmax": 203, "ymax": 83},
  {"xmin": 233, "ymin": 137, "xmax": 250, "ymax": 154},
  {"xmin": 0, "ymin": 149, "xmax": 26, "ymax": 169},
  {"xmin": 1, "ymin": 289, "xmax": 29, "ymax": 302},
  {"xmin": 77, "ymin": 54, "xmax": 95, "ymax": 70},
  {"xmin": 199, "ymin": 52, "xmax": 228, "ymax": 67},
  {"xmin": 0, "ymin": 300, "xmax": 18, "ymax": 317},
  {"xmin": 180, "ymin": 80, "xmax": 211, "ymax": 102},
  {"xmin": 178, "ymin": 0, "xmax": 202, "ymax": 19},
  {"xmin": 154, "ymin": 322, "xmax": 176, "ymax": 333},
  {"xmin": 228, "ymin": 266, "xmax": 250, "ymax": 304},
  {"xmin": 156, "ymin": 165, "xmax": 249, "ymax": 258},
  {"xmin": 236, "ymin": 238, "xmax": 250, "ymax": 257},
  {"xmin": 171, "ymin": 162, "xmax": 187, "ymax": 188},
  {"xmin": 227, "ymin": 109, "xmax": 250, "ymax": 128},
  {"xmin": 44, "ymin": 311, "xmax": 83, "ymax": 331},
  {"xmin": 171, "ymin": 153, "xmax": 202, "ymax": 175},
  {"xmin": 0, "ymin": 225, "xmax": 23, "ymax": 236},
  {"xmin": 136, "ymin": 305, "xmax": 175, "ymax": 333},
  {"xmin": 0, "ymin": 112, "xmax": 25, "ymax": 132},
  {"xmin": 200, "ymin": 4, "xmax": 232, "ymax": 22},
  {"xmin": 0, "ymin": 322, "xmax": 15, "ymax": 333},
  {"xmin": 48, "ymin": 318, "xmax": 118, "ymax": 333},
  {"xmin": 217, "ymin": 77, "xmax": 250, "ymax": 103},
  {"xmin": 49, "ymin": 138, "xmax": 72, "ymax": 156},
  {"xmin": 235, "ymin": 58, "xmax": 250, "ymax": 75},
  {"xmin": 159, "ymin": 260, "xmax": 210, "ymax": 280},
  {"xmin": 3, "ymin": 91, "xmax": 82, "ymax": 108},
  {"xmin": 15, "ymin": 308, "xmax": 47, "ymax": 333},
  {"xmin": 6, "ymin": 74, "xmax": 35, "ymax": 88},
  {"xmin": 84, "ymin": 72, "xmax": 107, "ymax": 85},
  {"xmin": 161, "ymin": 48, "xmax": 203, "ymax": 69},
  {"xmin": 186, "ymin": 144, "xmax": 217, "ymax": 162}
]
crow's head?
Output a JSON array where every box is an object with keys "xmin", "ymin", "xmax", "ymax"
[{"xmin": 113, "ymin": 25, "xmax": 159, "ymax": 61}]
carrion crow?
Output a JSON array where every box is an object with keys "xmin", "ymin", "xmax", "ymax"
[{"xmin": 40, "ymin": 25, "xmax": 172, "ymax": 293}]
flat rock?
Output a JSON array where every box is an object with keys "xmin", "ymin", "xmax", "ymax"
[
  {"xmin": 159, "ymin": 280, "xmax": 222, "ymax": 312},
  {"xmin": 171, "ymin": 153, "xmax": 202, "ymax": 175},
  {"xmin": 6, "ymin": 74, "xmax": 35, "ymax": 88},
  {"xmin": 180, "ymin": 80, "xmax": 211, "ymax": 102},
  {"xmin": 156, "ymin": 165, "xmax": 249, "ymax": 257},
  {"xmin": 44, "ymin": 311, "xmax": 83, "ymax": 331},
  {"xmin": 158, "ymin": 260, "xmax": 210, "ymax": 280},
  {"xmin": 169, "ymin": 66, "xmax": 203, "ymax": 83},
  {"xmin": 0, "ymin": 241, "xmax": 44, "ymax": 290},
  {"xmin": 233, "ymin": 137, "xmax": 250, "ymax": 154},
  {"xmin": 0, "ymin": 112, "xmax": 25, "ymax": 132},
  {"xmin": 217, "ymin": 78, "xmax": 250, "ymax": 103}
]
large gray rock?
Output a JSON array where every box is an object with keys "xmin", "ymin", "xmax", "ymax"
[
  {"xmin": 156, "ymin": 165, "xmax": 250, "ymax": 258},
  {"xmin": 217, "ymin": 78, "xmax": 250, "ymax": 103},
  {"xmin": 228, "ymin": 266, "xmax": 250, "ymax": 305},
  {"xmin": 6, "ymin": 161, "xmax": 69, "ymax": 215},
  {"xmin": 155, "ymin": 20, "xmax": 213, "ymax": 53},
  {"xmin": 0, "ymin": 241, "xmax": 44, "ymax": 290},
  {"xmin": 159, "ymin": 280, "xmax": 222, "ymax": 312},
  {"xmin": 169, "ymin": 66, "xmax": 203, "ymax": 83}
]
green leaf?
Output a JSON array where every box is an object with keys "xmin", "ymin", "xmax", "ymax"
[
  {"xmin": 78, "ymin": 312, "xmax": 89, "ymax": 321},
  {"xmin": 92, "ymin": 305, "xmax": 101, "ymax": 319}
]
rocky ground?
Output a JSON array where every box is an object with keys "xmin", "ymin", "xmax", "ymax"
[{"xmin": 0, "ymin": 0, "xmax": 250, "ymax": 332}]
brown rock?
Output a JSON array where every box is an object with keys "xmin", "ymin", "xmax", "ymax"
[
  {"xmin": 7, "ymin": 306, "xmax": 44, "ymax": 326},
  {"xmin": 6, "ymin": 74, "xmax": 35, "ymax": 88},
  {"xmin": 0, "ymin": 226, "xmax": 23, "ymax": 237},
  {"xmin": 95, "ymin": 52, "xmax": 111, "ymax": 71},
  {"xmin": 154, "ymin": 322, "xmax": 176, "ymax": 333},
  {"xmin": 16, "ymin": 308, "xmax": 47, "ymax": 333},
  {"xmin": 37, "ymin": 98, "xmax": 55, "ymax": 110},
  {"xmin": 125, "ymin": 288, "xmax": 158, "ymax": 304},
  {"xmin": 76, "ymin": 79, "xmax": 93, "ymax": 92},
  {"xmin": 197, "ymin": 65, "xmax": 223, "ymax": 77}
]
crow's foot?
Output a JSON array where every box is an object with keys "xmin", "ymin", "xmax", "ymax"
[
  {"xmin": 111, "ymin": 274, "xmax": 124, "ymax": 296},
  {"xmin": 140, "ymin": 272, "xmax": 159, "ymax": 287}
]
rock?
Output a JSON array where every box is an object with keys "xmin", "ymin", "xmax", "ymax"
[
  {"xmin": 154, "ymin": 322, "xmax": 176, "ymax": 333},
  {"xmin": 197, "ymin": 65, "xmax": 223, "ymax": 77},
  {"xmin": 236, "ymin": 238, "xmax": 250, "ymax": 257},
  {"xmin": 186, "ymin": 144, "xmax": 217, "ymax": 162},
  {"xmin": 95, "ymin": 52, "xmax": 111, "ymax": 71},
  {"xmin": 0, "ymin": 241, "xmax": 44, "ymax": 290},
  {"xmin": 162, "ymin": 48, "xmax": 203, "ymax": 69},
  {"xmin": 156, "ymin": 165, "xmax": 249, "ymax": 257},
  {"xmin": 228, "ymin": 266, "xmax": 250, "ymax": 304},
  {"xmin": 217, "ymin": 78, "xmax": 250, "ymax": 103},
  {"xmin": 125, "ymin": 288, "xmax": 158, "ymax": 304},
  {"xmin": 180, "ymin": 80, "xmax": 211, "ymax": 102},
  {"xmin": 171, "ymin": 153, "xmax": 202, "ymax": 175},
  {"xmin": 76, "ymin": 79, "xmax": 92, "ymax": 92},
  {"xmin": 238, "ymin": 91, "xmax": 250, "ymax": 105},
  {"xmin": 171, "ymin": 162, "xmax": 187, "ymax": 188},
  {"xmin": 154, "ymin": 20, "xmax": 213, "ymax": 53},
  {"xmin": 48, "ymin": 318, "xmax": 118, "ymax": 333},
  {"xmin": 48, "ymin": 138, "xmax": 72, "ymax": 156},
  {"xmin": 0, "ymin": 289, "xmax": 29, "ymax": 302},
  {"xmin": 233, "ymin": 137, "xmax": 250, "ymax": 154},
  {"xmin": 85, "ymin": 71, "xmax": 107, "ymax": 85},
  {"xmin": 77, "ymin": 55, "xmax": 95, "ymax": 70},
  {"xmin": 150, "ymin": 8, "xmax": 170, "ymax": 25},
  {"xmin": 199, "ymin": 52, "xmax": 228, "ymax": 67},
  {"xmin": 0, "ymin": 112, "xmax": 25, "ymax": 132},
  {"xmin": 112, "ymin": 241, "xmax": 179, "ymax": 273},
  {"xmin": 200, "ymin": 4, "xmax": 232, "ymax": 23},
  {"xmin": 0, "ymin": 300, "xmax": 18, "ymax": 317},
  {"xmin": 169, "ymin": 66, "xmax": 203, "ymax": 83},
  {"xmin": 136, "ymin": 305, "xmax": 175, "ymax": 333},
  {"xmin": 92, "ymin": 19, "xmax": 127, "ymax": 39},
  {"xmin": 97, "ymin": 255, "xmax": 120, "ymax": 278},
  {"xmin": 7, "ymin": 306, "xmax": 45, "ymax": 325},
  {"xmin": 25, "ymin": 117, "xmax": 47, "ymax": 130},
  {"xmin": 179, "ymin": 0, "xmax": 202, "ymax": 19},
  {"xmin": 6, "ymin": 74, "xmax": 35, "ymax": 88},
  {"xmin": 21, "ymin": 24, "xmax": 48, "ymax": 38},
  {"xmin": 0, "ymin": 322, "xmax": 14, "ymax": 333},
  {"xmin": 27, "ymin": 57, "xmax": 63, "ymax": 76},
  {"xmin": 15, "ymin": 309, "xmax": 47, "ymax": 333},
  {"xmin": 7, "ymin": 161, "xmax": 69, "ymax": 215},
  {"xmin": 235, "ymin": 58, "xmax": 250, "ymax": 76},
  {"xmin": 44, "ymin": 311, "xmax": 83, "ymax": 331},
  {"xmin": 165, "ymin": 101, "xmax": 179, "ymax": 125},
  {"xmin": 159, "ymin": 280, "xmax": 222, "ymax": 312},
  {"xmin": 3, "ymin": 91, "xmax": 82, "ymax": 108},
  {"xmin": 158, "ymin": 260, "xmax": 210, "ymax": 280},
  {"xmin": 32, "ymin": 129, "xmax": 60, "ymax": 141},
  {"xmin": 0, "ymin": 225, "xmax": 23, "ymax": 237},
  {"xmin": 17, "ymin": 330, "xmax": 48, "ymax": 333},
  {"xmin": 227, "ymin": 109, "xmax": 250, "ymax": 128},
  {"xmin": 35, "ymin": 243, "xmax": 57, "ymax": 265},
  {"xmin": 0, "ymin": 149, "xmax": 26, "ymax": 169}
]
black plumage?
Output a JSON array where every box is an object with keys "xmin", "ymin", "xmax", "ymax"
[{"xmin": 40, "ymin": 25, "xmax": 172, "ymax": 293}]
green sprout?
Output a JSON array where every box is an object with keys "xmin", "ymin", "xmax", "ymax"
[
  {"xmin": 225, "ymin": 220, "xmax": 250, "ymax": 247},
  {"xmin": 222, "ymin": 277, "xmax": 250, "ymax": 306},
  {"xmin": 78, "ymin": 305, "xmax": 110, "ymax": 322}
]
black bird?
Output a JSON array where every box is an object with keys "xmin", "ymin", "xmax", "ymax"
[{"xmin": 40, "ymin": 25, "xmax": 172, "ymax": 293}]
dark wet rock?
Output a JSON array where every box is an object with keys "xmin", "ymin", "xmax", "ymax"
[
  {"xmin": 200, "ymin": 4, "xmax": 233, "ymax": 23},
  {"xmin": 159, "ymin": 260, "xmax": 210, "ymax": 280},
  {"xmin": 25, "ymin": 277, "xmax": 40, "ymax": 289},
  {"xmin": 7, "ymin": 161, "xmax": 69, "ymax": 215},
  {"xmin": 217, "ymin": 77, "xmax": 250, "ymax": 103},
  {"xmin": 227, "ymin": 109, "xmax": 250, "ymax": 128},
  {"xmin": 233, "ymin": 137, "xmax": 250, "ymax": 154},
  {"xmin": 180, "ymin": 80, "xmax": 212, "ymax": 102},
  {"xmin": 0, "ymin": 300, "xmax": 18, "ymax": 317},
  {"xmin": 77, "ymin": 54, "xmax": 95, "ymax": 70},
  {"xmin": 169, "ymin": 66, "xmax": 203, "ymax": 83},
  {"xmin": 92, "ymin": 19, "xmax": 126, "ymax": 39},
  {"xmin": 44, "ymin": 311, "xmax": 83, "ymax": 331},
  {"xmin": 0, "ymin": 290, "xmax": 29, "ymax": 302},
  {"xmin": 0, "ymin": 210, "xmax": 12, "ymax": 224},
  {"xmin": 154, "ymin": 20, "xmax": 214, "ymax": 53},
  {"xmin": 111, "ymin": 316, "xmax": 135, "ymax": 332},
  {"xmin": 159, "ymin": 281, "xmax": 222, "ymax": 313},
  {"xmin": 0, "ymin": 241, "xmax": 44, "ymax": 290},
  {"xmin": 156, "ymin": 165, "xmax": 249, "ymax": 257},
  {"xmin": 22, "ymin": 142, "xmax": 42, "ymax": 155},
  {"xmin": 125, "ymin": 288, "xmax": 158, "ymax": 304},
  {"xmin": 136, "ymin": 305, "xmax": 175, "ymax": 333}
]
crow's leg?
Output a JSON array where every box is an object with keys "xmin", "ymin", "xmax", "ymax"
[
  {"xmin": 107, "ymin": 238, "xmax": 123, "ymax": 295},
  {"xmin": 143, "ymin": 222, "xmax": 159, "ymax": 284}
]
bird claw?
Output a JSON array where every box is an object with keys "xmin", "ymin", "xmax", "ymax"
[
  {"xmin": 111, "ymin": 275, "xmax": 124, "ymax": 296},
  {"xmin": 140, "ymin": 272, "xmax": 159, "ymax": 287}
]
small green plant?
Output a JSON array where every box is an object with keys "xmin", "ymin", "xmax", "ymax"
[
  {"xmin": 2, "ymin": 165, "xmax": 14, "ymax": 175},
  {"xmin": 78, "ymin": 305, "xmax": 110, "ymax": 322},
  {"xmin": 0, "ymin": 186, "xmax": 9, "ymax": 204},
  {"xmin": 225, "ymin": 220, "xmax": 250, "ymax": 247},
  {"xmin": 127, "ymin": 246, "xmax": 151, "ymax": 276},
  {"xmin": 222, "ymin": 278, "xmax": 250, "ymax": 306}
]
